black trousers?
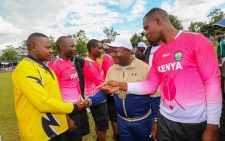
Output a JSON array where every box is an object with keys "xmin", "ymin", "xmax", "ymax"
[
  {"xmin": 49, "ymin": 131, "xmax": 68, "ymax": 141},
  {"xmin": 158, "ymin": 113, "xmax": 206, "ymax": 141},
  {"xmin": 66, "ymin": 109, "xmax": 90, "ymax": 141},
  {"xmin": 220, "ymin": 99, "xmax": 225, "ymax": 141},
  {"xmin": 49, "ymin": 110, "xmax": 90, "ymax": 141}
]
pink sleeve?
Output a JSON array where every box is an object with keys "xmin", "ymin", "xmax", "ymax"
[
  {"xmin": 127, "ymin": 56, "xmax": 161, "ymax": 95},
  {"xmin": 194, "ymin": 34, "xmax": 222, "ymax": 124}
]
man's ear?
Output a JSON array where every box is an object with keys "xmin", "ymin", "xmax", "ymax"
[
  {"xmin": 125, "ymin": 49, "xmax": 133, "ymax": 55},
  {"xmin": 29, "ymin": 42, "xmax": 37, "ymax": 52},
  {"xmin": 155, "ymin": 16, "xmax": 162, "ymax": 26},
  {"xmin": 90, "ymin": 47, "xmax": 94, "ymax": 53},
  {"xmin": 59, "ymin": 45, "xmax": 64, "ymax": 51}
]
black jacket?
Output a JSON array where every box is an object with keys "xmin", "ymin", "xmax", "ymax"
[
  {"xmin": 74, "ymin": 57, "xmax": 85, "ymax": 98},
  {"xmin": 144, "ymin": 46, "xmax": 152, "ymax": 64}
]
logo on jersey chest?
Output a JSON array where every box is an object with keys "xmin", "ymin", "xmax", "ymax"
[
  {"xmin": 174, "ymin": 51, "xmax": 183, "ymax": 61},
  {"xmin": 70, "ymin": 72, "xmax": 78, "ymax": 79}
]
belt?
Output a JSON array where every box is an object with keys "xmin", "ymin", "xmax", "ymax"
[{"xmin": 118, "ymin": 109, "xmax": 151, "ymax": 122}]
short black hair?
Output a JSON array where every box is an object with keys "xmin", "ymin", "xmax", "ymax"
[
  {"xmin": 144, "ymin": 8, "xmax": 169, "ymax": 21},
  {"xmin": 87, "ymin": 39, "xmax": 99, "ymax": 52},
  {"xmin": 26, "ymin": 32, "xmax": 48, "ymax": 49},
  {"xmin": 56, "ymin": 36, "xmax": 70, "ymax": 50}
]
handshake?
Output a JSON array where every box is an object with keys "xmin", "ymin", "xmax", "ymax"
[
  {"xmin": 74, "ymin": 99, "xmax": 90, "ymax": 111},
  {"xmin": 96, "ymin": 80, "xmax": 128, "ymax": 94},
  {"xmin": 73, "ymin": 80, "xmax": 127, "ymax": 111}
]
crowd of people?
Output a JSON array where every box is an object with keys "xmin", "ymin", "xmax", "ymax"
[{"xmin": 12, "ymin": 7, "xmax": 225, "ymax": 141}]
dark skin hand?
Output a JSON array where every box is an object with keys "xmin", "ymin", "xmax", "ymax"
[
  {"xmin": 68, "ymin": 100, "xmax": 87, "ymax": 131},
  {"xmin": 202, "ymin": 124, "xmax": 219, "ymax": 141},
  {"xmin": 68, "ymin": 100, "xmax": 90, "ymax": 131},
  {"xmin": 102, "ymin": 84, "xmax": 120, "ymax": 94},
  {"xmin": 66, "ymin": 115, "xmax": 77, "ymax": 132},
  {"xmin": 96, "ymin": 80, "xmax": 127, "ymax": 94},
  {"xmin": 152, "ymin": 122, "xmax": 158, "ymax": 140},
  {"xmin": 75, "ymin": 100, "xmax": 87, "ymax": 111},
  {"xmin": 82, "ymin": 99, "xmax": 90, "ymax": 108}
]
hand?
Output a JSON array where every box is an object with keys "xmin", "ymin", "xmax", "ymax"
[
  {"xmin": 96, "ymin": 81, "xmax": 123, "ymax": 94},
  {"xmin": 83, "ymin": 99, "xmax": 90, "ymax": 107},
  {"xmin": 75, "ymin": 100, "xmax": 87, "ymax": 111},
  {"xmin": 104, "ymin": 80, "xmax": 127, "ymax": 92},
  {"xmin": 202, "ymin": 124, "xmax": 219, "ymax": 141},
  {"xmin": 102, "ymin": 84, "xmax": 120, "ymax": 94},
  {"xmin": 96, "ymin": 83, "xmax": 105, "ymax": 90},
  {"xmin": 106, "ymin": 80, "xmax": 127, "ymax": 91},
  {"xmin": 152, "ymin": 121, "xmax": 158, "ymax": 140},
  {"xmin": 96, "ymin": 80, "xmax": 127, "ymax": 93},
  {"xmin": 66, "ymin": 115, "xmax": 77, "ymax": 132},
  {"xmin": 105, "ymin": 80, "xmax": 121, "ymax": 87}
]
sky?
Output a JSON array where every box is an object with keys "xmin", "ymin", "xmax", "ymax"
[{"xmin": 0, "ymin": 0, "xmax": 225, "ymax": 50}]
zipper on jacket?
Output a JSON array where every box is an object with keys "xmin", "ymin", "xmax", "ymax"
[{"xmin": 122, "ymin": 71, "xmax": 128, "ymax": 117}]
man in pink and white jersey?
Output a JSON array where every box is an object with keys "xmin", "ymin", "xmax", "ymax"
[
  {"xmin": 48, "ymin": 36, "xmax": 89, "ymax": 141},
  {"xmin": 102, "ymin": 46, "xmax": 114, "ymax": 77},
  {"xmin": 101, "ymin": 8, "xmax": 222, "ymax": 141},
  {"xmin": 83, "ymin": 39, "xmax": 109, "ymax": 141}
]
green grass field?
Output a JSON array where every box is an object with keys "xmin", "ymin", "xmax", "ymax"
[{"xmin": 0, "ymin": 71, "xmax": 113, "ymax": 141}]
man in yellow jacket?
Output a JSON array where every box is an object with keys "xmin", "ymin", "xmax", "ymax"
[{"xmin": 12, "ymin": 33, "xmax": 85, "ymax": 141}]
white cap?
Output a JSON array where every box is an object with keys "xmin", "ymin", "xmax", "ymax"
[
  {"xmin": 103, "ymin": 44, "xmax": 110, "ymax": 49},
  {"xmin": 104, "ymin": 36, "xmax": 133, "ymax": 51},
  {"xmin": 137, "ymin": 42, "xmax": 147, "ymax": 48}
]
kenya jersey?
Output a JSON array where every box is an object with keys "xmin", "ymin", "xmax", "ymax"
[
  {"xmin": 48, "ymin": 56, "xmax": 82, "ymax": 103},
  {"xmin": 128, "ymin": 31, "xmax": 222, "ymax": 124}
]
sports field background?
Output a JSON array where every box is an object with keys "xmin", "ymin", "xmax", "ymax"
[{"xmin": 0, "ymin": 71, "xmax": 113, "ymax": 141}]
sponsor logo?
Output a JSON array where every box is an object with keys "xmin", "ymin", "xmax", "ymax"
[
  {"xmin": 162, "ymin": 53, "xmax": 170, "ymax": 57},
  {"xmin": 158, "ymin": 62, "xmax": 183, "ymax": 73},
  {"xmin": 101, "ymin": 71, "xmax": 104, "ymax": 76},
  {"xmin": 70, "ymin": 73, "xmax": 78, "ymax": 79}
]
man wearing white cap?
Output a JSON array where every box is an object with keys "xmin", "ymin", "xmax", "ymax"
[
  {"xmin": 135, "ymin": 42, "xmax": 147, "ymax": 61},
  {"xmin": 99, "ymin": 8, "xmax": 222, "ymax": 141},
  {"xmin": 84, "ymin": 36, "xmax": 154, "ymax": 141}
]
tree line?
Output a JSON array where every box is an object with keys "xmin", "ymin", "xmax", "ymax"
[{"xmin": 0, "ymin": 8, "xmax": 224, "ymax": 61}]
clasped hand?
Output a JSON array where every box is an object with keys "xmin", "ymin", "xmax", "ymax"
[{"xmin": 96, "ymin": 80, "xmax": 122, "ymax": 94}]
